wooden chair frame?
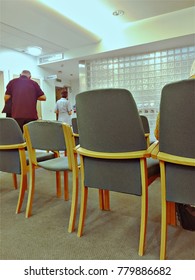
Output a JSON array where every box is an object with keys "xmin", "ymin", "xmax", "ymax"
[
  {"xmin": 0, "ymin": 142, "xmax": 28, "ymax": 213},
  {"xmin": 151, "ymin": 141, "xmax": 195, "ymax": 259},
  {"xmin": 23, "ymin": 122, "xmax": 79, "ymax": 233},
  {"xmin": 76, "ymin": 145, "xmax": 155, "ymax": 256}
]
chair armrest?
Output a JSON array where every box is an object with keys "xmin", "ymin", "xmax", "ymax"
[
  {"xmin": 0, "ymin": 142, "xmax": 26, "ymax": 150},
  {"xmin": 148, "ymin": 141, "xmax": 194, "ymax": 166},
  {"xmin": 76, "ymin": 147, "xmax": 149, "ymax": 159},
  {"xmin": 157, "ymin": 152, "xmax": 195, "ymax": 166},
  {"xmin": 148, "ymin": 141, "xmax": 159, "ymax": 159},
  {"xmin": 73, "ymin": 133, "xmax": 79, "ymax": 138}
]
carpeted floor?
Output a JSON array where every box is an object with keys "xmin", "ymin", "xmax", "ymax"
[{"xmin": 0, "ymin": 169, "xmax": 194, "ymax": 260}]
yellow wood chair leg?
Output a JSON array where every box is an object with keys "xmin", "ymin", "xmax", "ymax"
[
  {"xmin": 12, "ymin": 173, "xmax": 18, "ymax": 189},
  {"xmin": 167, "ymin": 202, "xmax": 176, "ymax": 226},
  {"xmin": 138, "ymin": 159, "xmax": 148, "ymax": 256},
  {"xmin": 103, "ymin": 190, "xmax": 110, "ymax": 211},
  {"xmin": 160, "ymin": 201, "xmax": 167, "ymax": 260},
  {"xmin": 77, "ymin": 186, "xmax": 88, "ymax": 237},
  {"xmin": 16, "ymin": 174, "xmax": 27, "ymax": 213},
  {"xmin": 138, "ymin": 193, "xmax": 148, "ymax": 256},
  {"xmin": 160, "ymin": 161, "xmax": 167, "ymax": 260},
  {"xmin": 56, "ymin": 171, "xmax": 61, "ymax": 198},
  {"xmin": 99, "ymin": 190, "xmax": 110, "ymax": 211},
  {"xmin": 64, "ymin": 171, "xmax": 69, "ymax": 201},
  {"xmin": 68, "ymin": 175, "xmax": 79, "ymax": 233},
  {"xmin": 25, "ymin": 165, "xmax": 35, "ymax": 218},
  {"xmin": 99, "ymin": 189, "xmax": 104, "ymax": 210}
]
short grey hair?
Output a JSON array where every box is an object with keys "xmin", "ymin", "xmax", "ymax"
[{"xmin": 21, "ymin": 70, "xmax": 31, "ymax": 78}]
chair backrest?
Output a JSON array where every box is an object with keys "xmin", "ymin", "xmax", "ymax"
[
  {"xmin": 159, "ymin": 79, "xmax": 195, "ymax": 205},
  {"xmin": 140, "ymin": 115, "xmax": 150, "ymax": 134},
  {"xmin": 76, "ymin": 88, "xmax": 148, "ymax": 195},
  {"xmin": 159, "ymin": 79, "xmax": 195, "ymax": 158},
  {"xmin": 24, "ymin": 120, "xmax": 67, "ymax": 151},
  {"xmin": 76, "ymin": 88, "xmax": 147, "ymax": 152},
  {"xmin": 0, "ymin": 118, "xmax": 25, "ymax": 173},
  {"xmin": 71, "ymin": 117, "xmax": 79, "ymax": 134}
]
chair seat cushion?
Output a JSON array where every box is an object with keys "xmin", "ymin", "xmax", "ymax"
[
  {"xmin": 37, "ymin": 156, "xmax": 70, "ymax": 171},
  {"xmin": 25, "ymin": 151, "xmax": 55, "ymax": 165}
]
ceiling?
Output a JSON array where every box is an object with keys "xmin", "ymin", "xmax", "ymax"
[{"xmin": 0, "ymin": 0, "xmax": 194, "ymax": 81}]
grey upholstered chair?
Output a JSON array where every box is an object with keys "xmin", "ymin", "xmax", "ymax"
[
  {"xmin": 151, "ymin": 79, "xmax": 195, "ymax": 259},
  {"xmin": 23, "ymin": 120, "xmax": 79, "ymax": 232},
  {"xmin": 75, "ymin": 88, "xmax": 160, "ymax": 256},
  {"xmin": 0, "ymin": 117, "xmax": 28, "ymax": 213},
  {"xmin": 0, "ymin": 118, "xmax": 65, "ymax": 215}
]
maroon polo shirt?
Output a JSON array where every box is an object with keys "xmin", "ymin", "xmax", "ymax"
[{"xmin": 5, "ymin": 75, "xmax": 44, "ymax": 119}]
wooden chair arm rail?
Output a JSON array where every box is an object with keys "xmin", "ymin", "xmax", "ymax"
[
  {"xmin": 144, "ymin": 133, "xmax": 150, "ymax": 138},
  {"xmin": 0, "ymin": 142, "xmax": 26, "ymax": 150},
  {"xmin": 150, "ymin": 141, "xmax": 159, "ymax": 159},
  {"xmin": 73, "ymin": 133, "xmax": 79, "ymax": 138},
  {"xmin": 147, "ymin": 141, "xmax": 159, "ymax": 155},
  {"xmin": 76, "ymin": 147, "xmax": 149, "ymax": 159},
  {"xmin": 157, "ymin": 152, "xmax": 195, "ymax": 166}
]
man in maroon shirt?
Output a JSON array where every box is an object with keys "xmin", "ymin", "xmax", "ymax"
[{"xmin": 4, "ymin": 70, "xmax": 46, "ymax": 131}]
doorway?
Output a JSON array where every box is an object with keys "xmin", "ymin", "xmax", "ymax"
[{"xmin": 55, "ymin": 86, "xmax": 68, "ymax": 101}]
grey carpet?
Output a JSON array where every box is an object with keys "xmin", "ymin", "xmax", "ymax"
[{"xmin": 0, "ymin": 169, "xmax": 194, "ymax": 260}]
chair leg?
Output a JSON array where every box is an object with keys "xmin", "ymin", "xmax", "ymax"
[
  {"xmin": 103, "ymin": 190, "xmax": 110, "ymax": 211},
  {"xmin": 138, "ymin": 159, "xmax": 148, "ymax": 256},
  {"xmin": 167, "ymin": 202, "xmax": 176, "ymax": 226},
  {"xmin": 56, "ymin": 171, "xmax": 61, "ymax": 198},
  {"xmin": 160, "ymin": 161, "xmax": 167, "ymax": 260},
  {"xmin": 160, "ymin": 201, "xmax": 167, "ymax": 260},
  {"xmin": 138, "ymin": 192, "xmax": 148, "ymax": 256},
  {"xmin": 63, "ymin": 171, "xmax": 69, "ymax": 201},
  {"xmin": 99, "ymin": 190, "xmax": 110, "ymax": 210},
  {"xmin": 12, "ymin": 173, "xmax": 17, "ymax": 189},
  {"xmin": 16, "ymin": 173, "xmax": 27, "ymax": 213},
  {"xmin": 99, "ymin": 189, "xmax": 104, "ymax": 210},
  {"xmin": 77, "ymin": 186, "xmax": 88, "ymax": 237},
  {"xmin": 68, "ymin": 173, "xmax": 79, "ymax": 233},
  {"xmin": 25, "ymin": 165, "xmax": 35, "ymax": 218}
]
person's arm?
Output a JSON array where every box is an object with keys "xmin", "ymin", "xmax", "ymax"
[
  {"xmin": 67, "ymin": 100, "xmax": 72, "ymax": 115},
  {"xmin": 38, "ymin": 94, "xmax": 46, "ymax": 101},
  {"xmin": 54, "ymin": 109, "xmax": 59, "ymax": 120},
  {"xmin": 4, "ymin": 94, "xmax": 11, "ymax": 102},
  {"xmin": 154, "ymin": 113, "xmax": 160, "ymax": 140}
]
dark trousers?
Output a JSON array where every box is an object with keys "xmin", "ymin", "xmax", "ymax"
[{"xmin": 14, "ymin": 118, "xmax": 37, "ymax": 132}]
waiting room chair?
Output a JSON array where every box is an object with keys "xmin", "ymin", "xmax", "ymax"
[
  {"xmin": 0, "ymin": 118, "xmax": 62, "ymax": 214},
  {"xmin": 151, "ymin": 79, "xmax": 195, "ymax": 259},
  {"xmin": 0, "ymin": 117, "xmax": 28, "ymax": 213},
  {"xmin": 23, "ymin": 120, "xmax": 79, "ymax": 232},
  {"xmin": 75, "ymin": 88, "xmax": 160, "ymax": 256}
]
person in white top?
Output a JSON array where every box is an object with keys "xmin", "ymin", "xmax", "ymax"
[{"xmin": 54, "ymin": 91, "xmax": 72, "ymax": 125}]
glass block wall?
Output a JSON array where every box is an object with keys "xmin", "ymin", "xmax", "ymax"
[{"xmin": 83, "ymin": 45, "xmax": 195, "ymax": 140}]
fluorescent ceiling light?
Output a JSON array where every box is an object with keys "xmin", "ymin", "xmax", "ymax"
[{"xmin": 27, "ymin": 46, "xmax": 42, "ymax": 56}]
